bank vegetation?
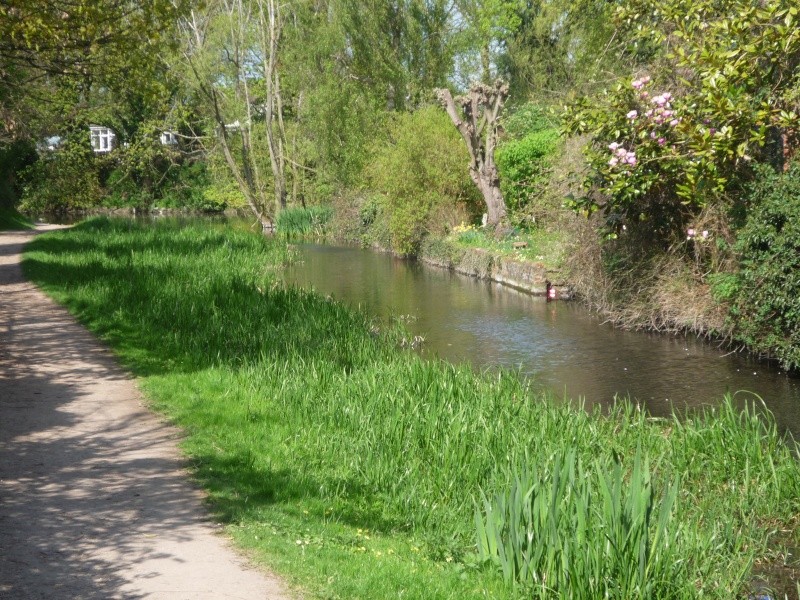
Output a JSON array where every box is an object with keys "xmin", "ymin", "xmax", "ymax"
[{"xmin": 22, "ymin": 218, "xmax": 800, "ymax": 599}]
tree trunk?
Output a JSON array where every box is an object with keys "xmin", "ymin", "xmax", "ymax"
[
  {"xmin": 181, "ymin": 4, "xmax": 272, "ymax": 230},
  {"xmin": 258, "ymin": 0, "xmax": 288, "ymax": 214},
  {"xmin": 436, "ymin": 80, "xmax": 510, "ymax": 229}
]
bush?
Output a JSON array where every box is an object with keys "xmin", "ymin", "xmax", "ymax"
[
  {"xmin": 202, "ymin": 181, "xmax": 247, "ymax": 211},
  {"xmin": 500, "ymin": 102, "xmax": 555, "ymax": 139},
  {"xmin": 158, "ymin": 162, "xmax": 217, "ymax": 211},
  {"xmin": 19, "ymin": 134, "xmax": 102, "ymax": 214},
  {"xmin": 564, "ymin": 0, "xmax": 800, "ymax": 238},
  {"xmin": 732, "ymin": 163, "xmax": 800, "ymax": 370},
  {"xmin": 366, "ymin": 106, "xmax": 481, "ymax": 255},
  {"xmin": 0, "ymin": 139, "xmax": 37, "ymax": 209},
  {"xmin": 102, "ymin": 167, "xmax": 146, "ymax": 208},
  {"xmin": 496, "ymin": 129, "xmax": 559, "ymax": 221}
]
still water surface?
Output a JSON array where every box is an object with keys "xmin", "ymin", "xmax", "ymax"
[{"xmin": 283, "ymin": 243, "xmax": 800, "ymax": 434}]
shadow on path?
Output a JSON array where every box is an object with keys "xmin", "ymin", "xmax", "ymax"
[{"xmin": 0, "ymin": 227, "xmax": 289, "ymax": 599}]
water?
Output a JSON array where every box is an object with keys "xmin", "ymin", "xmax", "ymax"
[{"xmin": 283, "ymin": 243, "xmax": 800, "ymax": 434}]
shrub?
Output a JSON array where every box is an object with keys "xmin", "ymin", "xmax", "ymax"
[
  {"xmin": 500, "ymin": 102, "xmax": 554, "ymax": 139},
  {"xmin": 496, "ymin": 129, "xmax": 559, "ymax": 221},
  {"xmin": 158, "ymin": 162, "xmax": 219, "ymax": 211},
  {"xmin": 564, "ymin": 0, "xmax": 800, "ymax": 239},
  {"xmin": 103, "ymin": 167, "xmax": 145, "ymax": 208},
  {"xmin": 202, "ymin": 181, "xmax": 246, "ymax": 211},
  {"xmin": 366, "ymin": 106, "xmax": 481, "ymax": 255},
  {"xmin": 0, "ymin": 139, "xmax": 37, "ymax": 208},
  {"xmin": 733, "ymin": 163, "xmax": 800, "ymax": 370},
  {"xmin": 19, "ymin": 133, "xmax": 102, "ymax": 214}
]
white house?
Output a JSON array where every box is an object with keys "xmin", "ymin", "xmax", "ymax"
[
  {"xmin": 89, "ymin": 125, "xmax": 117, "ymax": 153},
  {"xmin": 160, "ymin": 130, "xmax": 179, "ymax": 146}
]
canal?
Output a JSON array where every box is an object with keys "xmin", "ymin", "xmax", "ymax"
[{"xmin": 284, "ymin": 242, "xmax": 800, "ymax": 434}]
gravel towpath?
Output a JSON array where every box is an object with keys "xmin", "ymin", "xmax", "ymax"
[{"xmin": 0, "ymin": 226, "xmax": 292, "ymax": 600}]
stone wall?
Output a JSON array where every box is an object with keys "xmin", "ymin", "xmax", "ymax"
[{"xmin": 418, "ymin": 240, "xmax": 572, "ymax": 299}]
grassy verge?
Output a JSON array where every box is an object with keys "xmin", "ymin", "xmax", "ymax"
[
  {"xmin": 0, "ymin": 206, "xmax": 33, "ymax": 230},
  {"xmin": 22, "ymin": 218, "xmax": 800, "ymax": 599},
  {"xmin": 446, "ymin": 225, "xmax": 566, "ymax": 268}
]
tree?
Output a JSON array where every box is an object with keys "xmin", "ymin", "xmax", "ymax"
[
  {"xmin": 436, "ymin": 80, "xmax": 509, "ymax": 227},
  {"xmin": 336, "ymin": 0, "xmax": 457, "ymax": 109},
  {"xmin": 179, "ymin": 0, "xmax": 290, "ymax": 226},
  {"xmin": 453, "ymin": 0, "xmax": 523, "ymax": 84},
  {"xmin": 0, "ymin": 0, "xmax": 189, "ymax": 143},
  {"xmin": 498, "ymin": 0, "xmax": 625, "ymax": 101}
]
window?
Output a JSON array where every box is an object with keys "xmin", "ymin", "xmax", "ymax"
[{"xmin": 89, "ymin": 126, "xmax": 115, "ymax": 153}]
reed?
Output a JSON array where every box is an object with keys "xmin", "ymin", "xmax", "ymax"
[
  {"xmin": 22, "ymin": 217, "xmax": 800, "ymax": 599},
  {"xmin": 276, "ymin": 205, "xmax": 333, "ymax": 237}
]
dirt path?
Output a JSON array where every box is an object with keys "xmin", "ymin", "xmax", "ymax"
[{"xmin": 0, "ymin": 226, "xmax": 292, "ymax": 599}]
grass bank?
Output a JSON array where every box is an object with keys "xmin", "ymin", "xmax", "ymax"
[
  {"xmin": 22, "ymin": 218, "xmax": 800, "ymax": 599},
  {"xmin": 0, "ymin": 206, "xmax": 32, "ymax": 230}
]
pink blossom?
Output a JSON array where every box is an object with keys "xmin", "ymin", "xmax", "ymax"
[
  {"xmin": 627, "ymin": 110, "xmax": 638, "ymax": 120},
  {"xmin": 625, "ymin": 151, "xmax": 637, "ymax": 166},
  {"xmin": 641, "ymin": 76, "xmax": 651, "ymax": 84},
  {"xmin": 663, "ymin": 92, "xmax": 672, "ymax": 101},
  {"xmin": 663, "ymin": 110, "xmax": 674, "ymax": 118},
  {"xmin": 658, "ymin": 137, "xmax": 666, "ymax": 146},
  {"xmin": 701, "ymin": 230, "xmax": 709, "ymax": 239},
  {"xmin": 632, "ymin": 79, "xmax": 644, "ymax": 90},
  {"xmin": 640, "ymin": 91, "xmax": 650, "ymax": 99},
  {"xmin": 609, "ymin": 157, "xmax": 619, "ymax": 167},
  {"xmin": 709, "ymin": 128, "xmax": 717, "ymax": 135},
  {"xmin": 616, "ymin": 147, "xmax": 628, "ymax": 158},
  {"xmin": 608, "ymin": 142, "xmax": 621, "ymax": 151},
  {"xmin": 669, "ymin": 119, "xmax": 680, "ymax": 127},
  {"xmin": 645, "ymin": 109, "xmax": 654, "ymax": 118},
  {"xmin": 687, "ymin": 228, "xmax": 696, "ymax": 239},
  {"xmin": 650, "ymin": 131, "xmax": 658, "ymax": 139},
  {"xmin": 653, "ymin": 95, "xmax": 667, "ymax": 107}
]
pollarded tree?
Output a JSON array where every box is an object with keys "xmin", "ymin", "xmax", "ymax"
[{"xmin": 436, "ymin": 80, "xmax": 510, "ymax": 228}]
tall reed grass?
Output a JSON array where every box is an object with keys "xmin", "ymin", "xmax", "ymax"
[
  {"xmin": 22, "ymin": 217, "xmax": 800, "ymax": 599},
  {"xmin": 276, "ymin": 205, "xmax": 333, "ymax": 237}
]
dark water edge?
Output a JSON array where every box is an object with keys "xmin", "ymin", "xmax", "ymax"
[{"xmin": 283, "ymin": 242, "xmax": 800, "ymax": 437}]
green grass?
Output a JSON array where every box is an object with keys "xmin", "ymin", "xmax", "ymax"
[
  {"xmin": 22, "ymin": 217, "xmax": 800, "ymax": 599},
  {"xmin": 0, "ymin": 206, "xmax": 33, "ymax": 230},
  {"xmin": 276, "ymin": 205, "xmax": 333, "ymax": 238},
  {"xmin": 449, "ymin": 226, "xmax": 567, "ymax": 269}
]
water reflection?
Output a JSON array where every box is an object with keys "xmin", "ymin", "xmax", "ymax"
[{"xmin": 283, "ymin": 243, "xmax": 800, "ymax": 435}]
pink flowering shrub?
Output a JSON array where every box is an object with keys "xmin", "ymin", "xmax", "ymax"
[{"xmin": 564, "ymin": 0, "xmax": 800, "ymax": 238}]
